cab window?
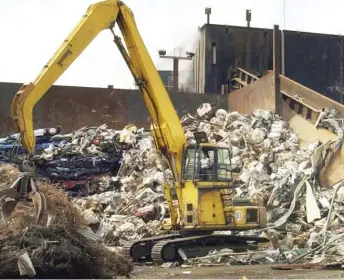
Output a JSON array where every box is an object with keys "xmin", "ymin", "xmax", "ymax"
[
  {"xmin": 217, "ymin": 148, "xmax": 231, "ymax": 181},
  {"xmin": 182, "ymin": 148, "xmax": 196, "ymax": 180}
]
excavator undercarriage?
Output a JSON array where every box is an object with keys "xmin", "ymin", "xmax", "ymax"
[{"xmin": 122, "ymin": 232, "xmax": 269, "ymax": 263}]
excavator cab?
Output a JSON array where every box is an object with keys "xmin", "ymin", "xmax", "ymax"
[
  {"xmin": 182, "ymin": 131, "xmax": 238, "ymax": 186},
  {"xmin": 181, "ymin": 145, "xmax": 235, "ymax": 184}
]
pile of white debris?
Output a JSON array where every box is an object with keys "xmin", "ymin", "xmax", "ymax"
[
  {"xmin": 72, "ymin": 133, "xmax": 167, "ymax": 245},
  {"xmin": 73, "ymin": 103, "xmax": 344, "ymax": 266}
]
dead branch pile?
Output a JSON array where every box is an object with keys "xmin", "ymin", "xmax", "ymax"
[
  {"xmin": 0, "ymin": 226, "xmax": 133, "ymax": 278},
  {"xmin": 0, "ymin": 164, "xmax": 133, "ymax": 278}
]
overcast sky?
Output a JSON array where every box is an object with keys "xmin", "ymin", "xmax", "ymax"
[{"xmin": 1, "ymin": 0, "xmax": 343, "ymax": 89}]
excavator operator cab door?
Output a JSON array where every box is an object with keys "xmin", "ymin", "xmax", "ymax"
[{"xmin": 181, "ymin": 145, "xmax": 234, "ymax": 186}]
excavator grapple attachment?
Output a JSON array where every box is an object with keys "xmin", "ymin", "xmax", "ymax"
[
  {"xmin": 29, "ymin": 189, "xmax": 55, "ymax": 227},
  {"xmin": 0, "ymin": 189, "xmax": 18, "ymax": 225},
  {"xmin": 0, "ymin": 160, "xmax": 55, "ymax": 227}
]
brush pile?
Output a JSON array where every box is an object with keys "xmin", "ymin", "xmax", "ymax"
[{"xmin": 0, "ymin": 165, "xmax": 133, "ymax": 279}]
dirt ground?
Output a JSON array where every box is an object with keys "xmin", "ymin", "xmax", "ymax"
[{"xmin": 131, "ymin": 264, "xmax": 344, "ymax": 279}]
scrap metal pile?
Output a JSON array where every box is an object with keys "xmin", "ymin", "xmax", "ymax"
[
  {"xmin": 72, "ymin": 135, "xmax": 167, "ymax": 245},
  {"xmin": 179, "ymin": 104, "xmax": 344, "ymax": 267},
  {"xmin": 1, "ymin": 103, "xmax": 344, "ymax": 271},
  {"xmin": 0, "ymin": 128, "xmax": 62, "ymax": 161},
  {"xmin": 0, "ymin": 125, "xmax": 126, "ymax": 184},
  {"xmin": 34, "ymin": 124, "xmax": 130, "ymax": 181},
  {"xmin": 63, "ymin": 103, "xmax": 344, "ymax": 268}
]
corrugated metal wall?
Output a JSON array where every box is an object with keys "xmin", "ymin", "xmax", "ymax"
[
  {"xmin": 0, "ymin": 82, "xmax": 227, "ymax": 136},
  {"xmin": 283, "ymin": 30, "xmax": 344, "ymax": 103}
]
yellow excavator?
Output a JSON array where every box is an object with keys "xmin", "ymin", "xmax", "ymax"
[{"xmin": 0, "ymin": 0, "xmax": 268, "ymax": 262}]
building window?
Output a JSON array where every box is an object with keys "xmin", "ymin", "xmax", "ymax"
[{"xmin": 211, "ymin": 42, "xmax": 216, "ymax": 65}]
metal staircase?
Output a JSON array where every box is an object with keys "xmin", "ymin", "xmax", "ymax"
[{"xmin": 227, "ymin": 67, "xmax": 261, "ymax": 93}]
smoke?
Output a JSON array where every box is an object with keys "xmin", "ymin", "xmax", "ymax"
[
  {"xmin": 156, "ymin": 30, "xmax": 201, "ymax": 93},
  {"xmin": 178, "ymin": 30, "xmax": 201, "ymax": 92}
]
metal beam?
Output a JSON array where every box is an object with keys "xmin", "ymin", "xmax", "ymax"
[
  {"xmin": 340, "ymin": 36, "xmax": 344, "ymax": 104},
  {"xmin": 281, "ymin": 30, "xmax": 285, "ymax": 75},
  {"xmin": 173, "ymin": 58, "xmax": 179, "ymax": 92},
  {"xmin": 159, "ymin": 55, "xmax": 193, "ymax": 61},
  {"xmin": 273, "ymin": 24, "xmax": 282, "ymax": 116}
]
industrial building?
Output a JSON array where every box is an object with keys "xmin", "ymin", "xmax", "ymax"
[{"xmin": 193, "ymin": 23, "xmax": 344, "ymax": 104}]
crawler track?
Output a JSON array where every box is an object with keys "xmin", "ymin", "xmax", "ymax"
[
  {"xmin": 151, "ymin": 234, "xmax": 269, "ymax": 263},
  {"xmin": 122, "ymin": 234, "xmax": 181, "ymax": 261},
  {"xmin": 123, "ymin": 233, "xmax": 269, "ymax": 263}
]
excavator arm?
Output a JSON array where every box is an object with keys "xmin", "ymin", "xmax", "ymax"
[{"xmin": 8, "ymin": 0, "xmax": 186, "ymax": 226}]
